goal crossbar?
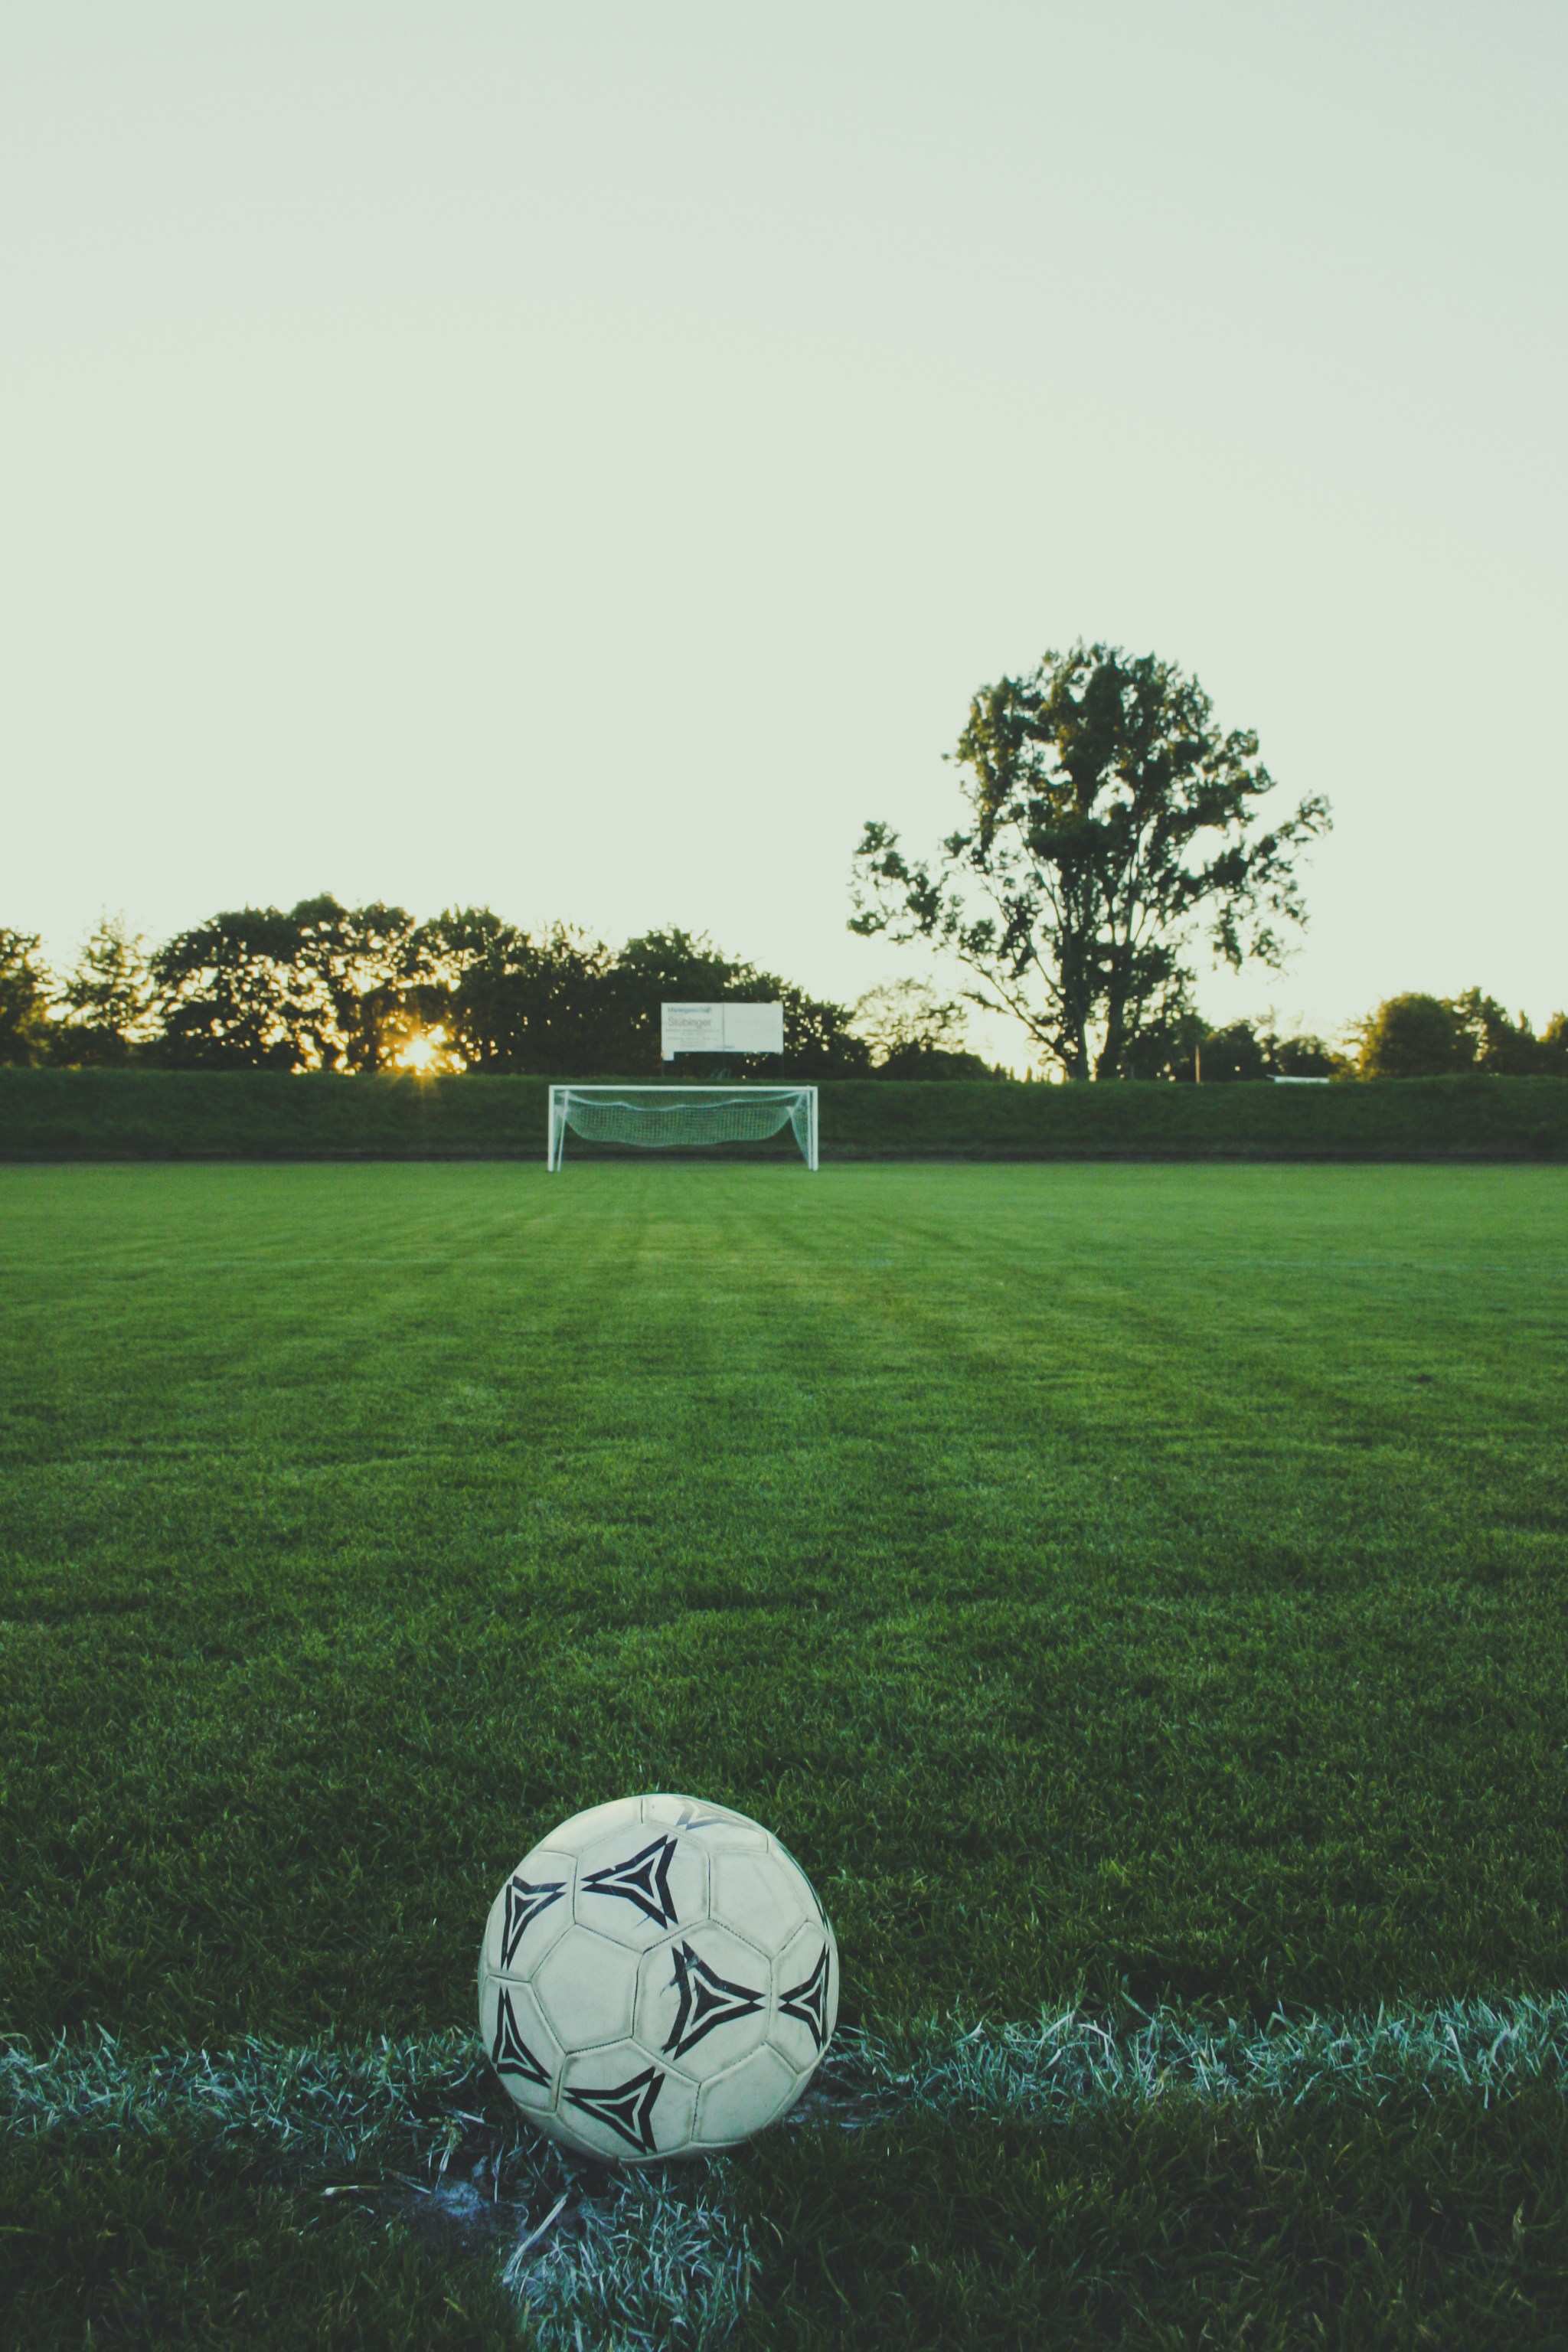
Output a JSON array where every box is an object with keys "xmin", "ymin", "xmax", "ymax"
[{"xmin": 547, "ymin": 1085, "xmax": 818, "ymax": 1171}]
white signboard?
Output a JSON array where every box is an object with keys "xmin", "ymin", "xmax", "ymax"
[
  {"xmin": 661, "ymin": 1001, "xmax": 785, "ymax": 1059},
  {"xmin": 720, "ymin": 1002, "xmax": 786, "ymax": 1054}
]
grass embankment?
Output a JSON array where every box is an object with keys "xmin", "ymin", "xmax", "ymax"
[
  {"xmin": 4, "ymin": 1063, "xmax": 1567, "ymax": 1161},
  {"xmin": 3, "ymin": 1163, "xmax": 1566, "ymax": 2344}
]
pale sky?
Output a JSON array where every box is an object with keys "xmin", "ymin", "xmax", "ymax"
[{"xmin": 5, "ymin": 1, "xmax": 1565, "ymax": 1067}]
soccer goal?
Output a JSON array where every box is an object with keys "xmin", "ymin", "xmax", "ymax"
[{"xmin": 547, "ymin": 1085, "xmax": 818, "ymax": 1171}]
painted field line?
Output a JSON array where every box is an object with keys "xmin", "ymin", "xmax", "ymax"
[
  {"xmin": 6, "ymin": 1997, "xmax": 1566, "ymax": 2351},
  {"xmin": 837, "ymin": 1991, "xmax": 1568, "ymax": 2119},
  {"xmin": 8, "ymin": 1994, "xmax": 1566, "ymax": 2154}
]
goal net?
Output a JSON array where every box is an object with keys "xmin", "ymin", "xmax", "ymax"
[{"xmin": 547, "ymin": 1085, "xmax": 818, "ymax": 1171}]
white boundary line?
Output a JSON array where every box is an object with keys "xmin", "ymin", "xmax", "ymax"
[
  {"xmin": 10, "ymin": 1995, "xmax": 1566, "ymax": 2150},
  {"xmin": 9, "ymin": 1998, "xmax": 1565, "ymax": 2349}
]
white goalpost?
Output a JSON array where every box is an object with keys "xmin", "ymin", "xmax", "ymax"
[{"xmin": 547, "ymin": 1085, "xmax": 818, "ymax": 1171}]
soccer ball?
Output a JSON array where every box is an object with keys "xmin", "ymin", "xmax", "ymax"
[{"xmin": 478, "ymin": 1792, "xmax": 838, "ymax": 2163}]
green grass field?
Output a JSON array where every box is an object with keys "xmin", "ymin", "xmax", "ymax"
[{"xmin": 4, "ymin": 1161, "xmax": 1567, "ymax": 2347}]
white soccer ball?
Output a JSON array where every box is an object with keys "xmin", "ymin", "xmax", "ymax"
[{"xmin": 478, "ymin": 1792, "xmax": 839, "ymax": 2164}]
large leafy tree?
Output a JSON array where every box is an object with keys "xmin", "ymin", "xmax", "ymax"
[
  {"xmin": 289, "ymin": 895, "xmax": 426, "ymax": 1071},
  {"xmin": 416, "ymin": 910, "xmax": 622, "ymax": 1073},
  {"xmin": 150, "ymin": 906, "xmax": 301, "ymax": 1068},
  {"xmin": 151, "ymin": 897, "xmax": 423, "ymax": 1070},
  {"xmin": 850, "ymin": 642, "xmax": 1331, "ymax": 1080}
]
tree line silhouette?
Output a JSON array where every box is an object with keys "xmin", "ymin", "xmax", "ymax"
[
  {"xmin": 1, "ymin": 902, "xmax": 1562, "ymax": 1081},
  {"xmin": 0, "ymin": 903, "xmax": 995, "ymax": 1079}
]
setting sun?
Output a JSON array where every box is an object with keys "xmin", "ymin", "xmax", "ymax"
[{"xmin": 394, "ymin": 1027, "xmax": 456, "ymax": 1073}]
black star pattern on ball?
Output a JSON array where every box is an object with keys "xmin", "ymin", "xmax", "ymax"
[
  {"xmin": 778, "ymin": 1947, "xmax": 831, "ymax": 2049},
  {"xmin": 500, "ymin": 1874, "xmax": 564, "ymax": 1969},
  {"xmin": 662, "ymin": 1940, "xmax": 766, "ymax": 2059},
  {"xmin": 581, "ymin": 1835, "xmax": 681, "ymax": 1929},
  {"xmin": 564, "ymin": 2066, "xmax": 665, "ymax": 2154},
  {"xmin": 489, "ymin": 1986, "xmax": 550, "ymax": 2087}
]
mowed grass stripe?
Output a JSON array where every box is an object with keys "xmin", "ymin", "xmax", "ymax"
[{"xmin": 1, "ymin": 1163, "xmax": 1565, "ymax": 2053}]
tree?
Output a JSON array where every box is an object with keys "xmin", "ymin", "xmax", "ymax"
[
  {"xmin": 150, "ymin": 897, "xmax": 423, "ymax": 1070},
  {"xmin": 851, "ymin": 979, "xmax": 998, "ymax": 1079},
  {"xmin": 416, "ymin": 910, "xmax": 621, "ymax": 1073},
  {"xmin": 152, "ymin": 905, "xmax": 313, "ymax": 1069},
  {"xmin": 1119, "ymin": 995, "xmax": 1206, "ymax": 1081},
  {"xmin": 850, "ymin": 642, "xmax": 1331, "ymax": 1080},
  {"xmin": 54, "ymin": 914, "xmax": 155, "ymax": 1064},
  {"xmin": 1449, "ymin": 989, "xmax": 1555, "ymax": 1076},
  {"xmin": 1120, "ymin": 1008, "xmax": 1344, "ymax": 1082},
  {"xmin": 1355, "ymin": 988, "xmax": 1567, "ymax": 1080},
  {"xmin": 284, "ymin": 895, "xmax": 429, "ymax": 1070},
  {"xmin": 1354, "ymin": 994, "xmax": 1469, "ymax": 1079},
  {"xmin": 1194, "ymin": 1020, "xmax": 1271, "ymax": 1083},
  {"xmin": 1539, "ymin": 1012, "xmax": 1568, "ymax": 1076},
  {"xmin": 1265, "ymin": 1028, "xmax": 1343, "ymax": 1079},
  {"xmin": 614, "ymin": 928, "xmax": 765, "ymax": 1073},
  {"xmin": 776, "ymin": 985, "xmax": 874, "ymax": 1078},
  {"xmin": 853, "ymin": 980, "xmax": 965, "ymax": 1058},
  {"xmin": 0, "ymin": 929, "xmax": 54, "ymax": 1064}
]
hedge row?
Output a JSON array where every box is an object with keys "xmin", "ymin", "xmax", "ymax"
[{"xmin": 3, "ymin": 1067, "xmax": 1566, "ymax": 1161}]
